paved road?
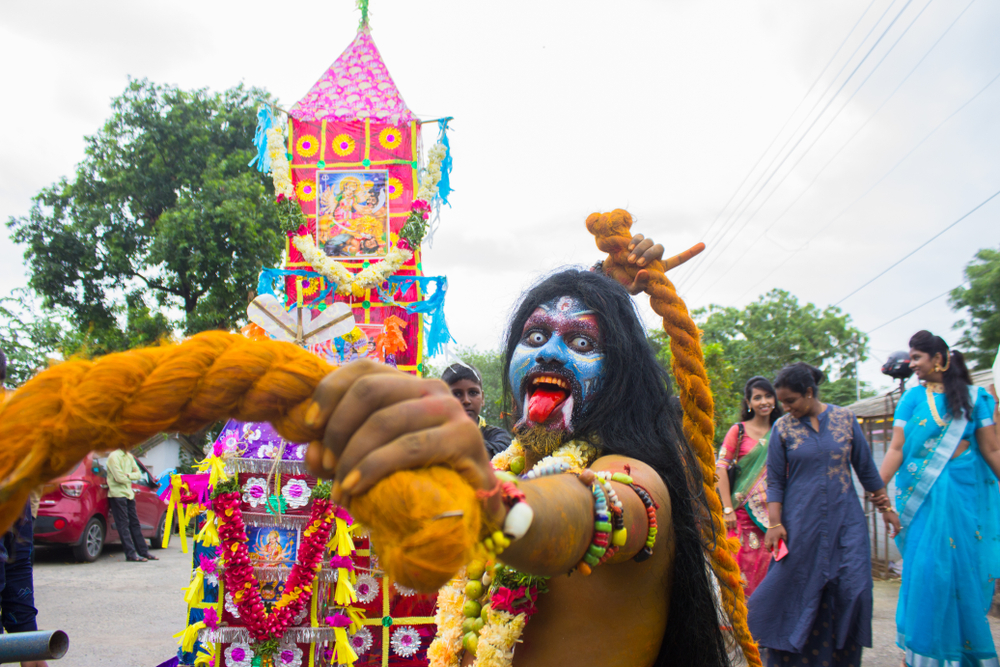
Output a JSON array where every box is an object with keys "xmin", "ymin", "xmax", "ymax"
[
  {"xmin": 27, "ymin": 546, "xmax": 1000, "ymax": 666},
  {"xmin": 33, "ymin": 541, "xmax": 190, "ymax": 667}
]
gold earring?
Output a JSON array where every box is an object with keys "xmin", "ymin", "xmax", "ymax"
[{"xmin": 934, "ymin": 354, "xmax": 951, "ymax": 373}]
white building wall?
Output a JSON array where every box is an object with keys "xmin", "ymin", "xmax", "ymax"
[{"xmin": 138, "ymin": 438, "xmax": 182, "ymax": 477}]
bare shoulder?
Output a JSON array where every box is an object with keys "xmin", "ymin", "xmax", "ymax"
[{"xmin": 591, "ymin": 454, "xmax": 670, "ymax": 511}]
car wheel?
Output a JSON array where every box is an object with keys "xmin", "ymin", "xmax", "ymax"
[
  {"xmin": 149, "ymin": 513, "xmax": 166, "ymax": 550},
  {"xmin": 72, "ymin": 517, "xmax": 105, "ymax": 563}
]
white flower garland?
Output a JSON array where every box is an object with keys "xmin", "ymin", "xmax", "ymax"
[
  {"xmin": 267, "ymin": 128, "xmax": 294, "ymax": 199},
  {"xmin": 291, "ymin": 234, "xmax": 412, "ymax": 298},
  {"xmin": 417, "ymin": 142, "xmax": 447, "ymax": 202}
]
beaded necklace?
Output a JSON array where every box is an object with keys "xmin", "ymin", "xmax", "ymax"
[{"xmin": 427, "ymin": 438, "xmax": 599, "ymax": 667}]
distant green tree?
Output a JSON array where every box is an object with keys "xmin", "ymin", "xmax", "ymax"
[
  {"xmin": 7, "ymin": 79, "xmax": 284, "ymax": 355},
  {"xmin": 950, "ymin": 246, "xmax": 1000, "ymax": 369},
  {"xmin": 0, "ymin": 289, "xmax": 94, "ymax": 387},
  {"xmin": 695, "ymin": 289, "xmax": 874, "ymax": 411}
]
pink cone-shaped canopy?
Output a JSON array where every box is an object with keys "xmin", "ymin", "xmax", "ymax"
[{"xmin": 289, "ymin": 28, "xmax": 415, "ymax": 125}]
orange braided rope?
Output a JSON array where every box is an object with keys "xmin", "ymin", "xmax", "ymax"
[
  {"xmin": 0, "ymin": 331, "xmax": 479, "ymax": 591},
  {"xmin": 587, "ymin": 209, "xmax": 762, "ymax": 667}
]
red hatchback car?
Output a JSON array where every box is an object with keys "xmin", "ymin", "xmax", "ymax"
[{"xmin": 34, "ymin": 452, "xmax": 169, "ymax": 562}]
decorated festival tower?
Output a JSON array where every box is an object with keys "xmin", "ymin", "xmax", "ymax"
[{"xmin": 167, "ymin": 11, "xmax": 451, "ymax": 667}]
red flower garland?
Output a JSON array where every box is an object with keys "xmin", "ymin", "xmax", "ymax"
[{"xmin": 213, "ymin": 491, "xmax": 335, "ymax": 641}]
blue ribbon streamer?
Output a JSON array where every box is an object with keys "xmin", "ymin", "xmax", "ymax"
[
  {"xmin": 248, "ymin": 106, "xmax": 274, "ymax": 173},
  {"xmin": 387, "ymin": 275, "xmax": 455, "ymax": 356},
  {"xmin": 436, "ymin": 118, "xmax": 454, "ymax": 207}
]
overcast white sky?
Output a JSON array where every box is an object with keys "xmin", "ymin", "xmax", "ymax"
[{"xmin": 2, "ymin": 0, "xmax": 998, "ymax": 395}]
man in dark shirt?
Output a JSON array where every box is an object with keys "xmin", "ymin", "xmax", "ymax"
[{"xmin": 441, "ymin": 361, "xmax": 512, "ymax": 457}]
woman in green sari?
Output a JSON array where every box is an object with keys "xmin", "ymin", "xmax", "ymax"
[
  {"xmin": 716, "ymin": 376, "xmax": 782, "ymax": 594},
  {"xmin": 880, "ymin": 331, "xmax": 1000, "ymax": 667}
]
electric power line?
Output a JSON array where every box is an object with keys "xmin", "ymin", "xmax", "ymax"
[
  {"xmin": 684, "ymin": 0, "xmax": 918, "ymax": 294},
  {"xmin": 832, "ymin": 188, "xmax": 1000, "ymax": 307},
  {"xmin": 863, "ymin": 283, "xmax": 962, "ymax": 334},
  {"xmin": 727, "ymin": 65, "xmax": 1000, "ymax": 306},
  {"xmin": 687, "ymin": 0, "xmax": 940, "ymax": 302},
  {"xmin": 672, "ymin": 0, "xmax": 882, "ymax": 285},
  {"xmin": 680, "ymin": 0, "xmax": 917, "ymax": 290}
]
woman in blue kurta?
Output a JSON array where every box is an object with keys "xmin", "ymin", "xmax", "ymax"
[
  {"xmin": 748, "ymin": 363, "xmax": 898, "ymax": 666},
  {"xmin": 879, "ymin": 331, "xmax": 1000, "ymax": 667}
]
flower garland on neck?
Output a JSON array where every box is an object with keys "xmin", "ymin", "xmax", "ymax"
[
  {"xmin": 212, "ymin": 479, "xmax": 336, "ymax": 645},
  {"xmin": 427, "ymin": 438, "xmax": 600, "ymax": 667},
  {"xmin": 291, "ymin": 232, "xmax": 413, "ymax": 298}
]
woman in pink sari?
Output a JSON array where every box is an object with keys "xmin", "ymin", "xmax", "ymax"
[{"xmin": 716, "ymin": 376, "xmax": 782, "ymax": 594}]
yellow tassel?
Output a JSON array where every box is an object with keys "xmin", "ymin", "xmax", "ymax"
[
  {"xmin": 193, "ymin": 646, "xmax": 213, "ymax": 665},
  {"xmin": 335, "ymin": 518, "xmax": 354, "ymax": 556},
  {"xmin": 196, "ymin": 511, "xmax": 220, "ymax": 547},
  {"xmin": 334, "ymin": 568, "xmax": 357, "ymax": 605},
  {"xmin": 173, "ymin": 620, "xmax": 206, "ymax": 653},
  {"xmin": 344, "ymin": 605, "xmax": 366, "ymax": 634},
  {"xmin": 162, "ymin": 476, "xmax": 182, "ymax": 549},
  {"xmin": 184, "ymin": 569, "xmax": 205, "ymax": 607},
  {"xmin": 332, "ymin": 626, "xmax": 359, "ymax": 664},
  {"xmin": 198, "ymin": 455, "xmax": 229, "ymax": 487},
  {"xmin": 177, "ymin": 496, "xmax": 190, "ymax": 554}
]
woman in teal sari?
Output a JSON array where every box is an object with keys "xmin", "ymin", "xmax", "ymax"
[{"xmin": 880, "ymin": 331, "xmax": 1000, "ymax": 667}]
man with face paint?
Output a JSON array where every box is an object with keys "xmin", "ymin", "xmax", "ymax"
[{"xmin": 304, "ymin": 263, "xmax": 735, "ymax": 667}]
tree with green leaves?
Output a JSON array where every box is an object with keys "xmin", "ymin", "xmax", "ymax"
[
  {"xmin": 694, "ymin": 289, "xmax": 873, "ymax": 423},
  {"xmin": 7, "ymin": 79, "xmax": 285, "ymax": 355},
  {"xmin": 950, "ymin": 246, "xmax": 1000, "ymax": 369}
]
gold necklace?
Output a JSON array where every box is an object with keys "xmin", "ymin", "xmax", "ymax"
[{"xmin": 926, "ymin": 386, "xmax": 948, "ymax": 428}]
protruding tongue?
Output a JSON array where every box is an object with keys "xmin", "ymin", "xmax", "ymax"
[{"xmin": 527, "ymin": 387, "xmax": 567, "ymax": 423}]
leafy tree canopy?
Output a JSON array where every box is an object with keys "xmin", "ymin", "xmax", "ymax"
[
  {"xmin": 950, "ymin": 246, "xmax": 1000, "ymax": 369},
  {"xmin": 7, "ymin": 79, "xmax": 285, "ymax": 355},
  {"xmin": 692, "ymin": 289, "xmax": 875, "ymax": 434}
]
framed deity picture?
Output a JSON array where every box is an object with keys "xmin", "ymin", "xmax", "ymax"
[
  {"xmin": 316, "ymin": 169, "xmax": 391, "ymax": 259},
  {"xmin": 246, "ymin": 525, "xmax": 299, "ymax": 568}
]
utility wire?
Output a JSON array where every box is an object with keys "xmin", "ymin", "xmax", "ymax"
[
  {"xmin": 684, "ymin": 0, "xmax": 916, "ymax": 293},
  {"xmin": 690, "ymin": 0, "xmax": 935, "ymax": 302},
  {"xmin": 728, "ymin": 66, "xmax": 1000, "ymax": 306},
  {"xmin": 756, "ymin": 0, "xmax": 976, "ymax": 242},
  {"xmin": 673, "ymin": 0, "xmax": 881, "ymax": 285},
  {"xmin": 832, "ymin": 188, "xmax": 1000, "ymax": 307},
  {"xmin": 863, "ymin": 284, "xmax": 962, "ymax": 334}
]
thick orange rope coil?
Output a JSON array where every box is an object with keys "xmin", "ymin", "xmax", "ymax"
[
  {"xmin": 0, "ymin": 331, "xmax": 478, "ymax": 591},
  {"xmin": 587, "ymin": 209, "xmax": 762, "ymax": 667}
]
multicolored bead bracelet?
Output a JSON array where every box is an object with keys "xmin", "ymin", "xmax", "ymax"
[{"xmin": 627, "ymin": 481, "xmax": 659, "ymax": 562}]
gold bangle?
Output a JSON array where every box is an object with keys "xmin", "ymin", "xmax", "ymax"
[{"xmin": 769, "ymin": 523, "xmax": 782, "ymax": 529}]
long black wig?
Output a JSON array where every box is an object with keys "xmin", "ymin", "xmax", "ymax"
[{"xmin": 501, "ymin": 268, "xmax": 732, "ymax": 667}]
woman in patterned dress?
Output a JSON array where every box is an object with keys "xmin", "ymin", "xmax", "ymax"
[
  {"xmin": 748, "ymin": 362, "xmax": 899, "ymax": 667},
  {"xmin": 716, "ymin": 376, "xmax": 782, "ymax": 595}
]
